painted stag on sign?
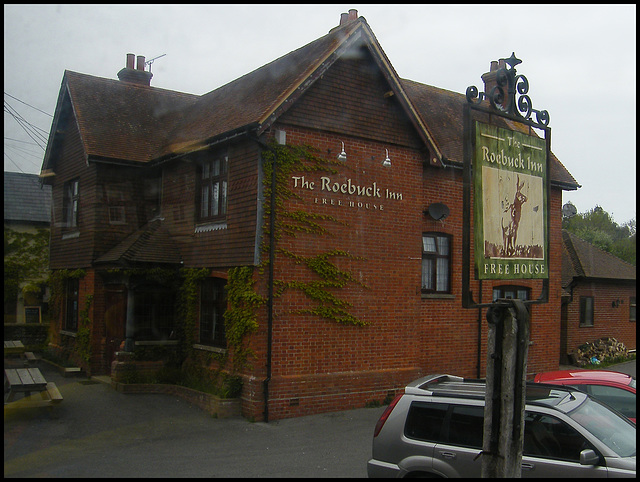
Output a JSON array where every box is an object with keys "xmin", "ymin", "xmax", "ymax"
[{"xmin": 501, "ymin": 175, "xmax": 527, "ymax": 257}]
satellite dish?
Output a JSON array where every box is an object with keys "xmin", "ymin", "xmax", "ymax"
[
  {"xmin": 562, "ymin": 202, "xmax": 577, "ymax": 218},
  {"xmin": 427, "ymin": 203, "xmax": 450, "ymax": 221}
]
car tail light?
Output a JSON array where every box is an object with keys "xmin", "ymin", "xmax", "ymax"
[{"xmin": 373, "ymin": 394, "xmax": 403, "ymax": 437}]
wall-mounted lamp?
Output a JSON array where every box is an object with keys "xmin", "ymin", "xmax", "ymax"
[
  {"xmin": 382, "ymin": 149, "xmax": 391, "ymax": 167},
  {"xmin": 337, "ymin": 142, "xmax": 347, "ymax": 161}
]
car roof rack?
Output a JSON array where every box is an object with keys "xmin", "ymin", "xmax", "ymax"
[{"xmin": 405, "ymin": 374, "xmax": 578, "ymax": 405}]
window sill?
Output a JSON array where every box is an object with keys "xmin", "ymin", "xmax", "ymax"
[
  {"xmin": 421, "ymin": 293, "xmax": 455, "ymax": 300},
  {"xmin": 60, "ymin": 330, "xmax": 77, "ymax": 337},
  {"xmin": 193, "ymin": 343, "xmax": 227, "ymax": 354},
  {"xmin": 61, "ymin": 231, "xmax": 80, "ymax": 240},
  {"xmin": 134, "ymin": 340, "xmax": 179, "ymax": 346},
  {"xmin": 194, "ymin": 221, "xmax": 227, "ymax": 233}
]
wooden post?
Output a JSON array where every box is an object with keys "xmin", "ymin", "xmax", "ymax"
[{"xmin": 481, "ymin": 298, "xmax": 530, "ymax": 478}]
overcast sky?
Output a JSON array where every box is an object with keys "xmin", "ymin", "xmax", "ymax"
[{"xmin": 4, "ymin": 4, "xmax": 636, "ymax": 225}]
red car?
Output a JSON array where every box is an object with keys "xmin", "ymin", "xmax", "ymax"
[{"xmin": 534, "ymin": 369, "xmax": 636, "ymax": 423}]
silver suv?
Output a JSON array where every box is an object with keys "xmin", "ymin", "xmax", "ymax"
[{"xmin": 367, "ymin": 374, "xmax": 636, "ymax": 478}]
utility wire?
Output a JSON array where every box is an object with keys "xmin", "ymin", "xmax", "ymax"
[
  {"xmin": 4, "ymin": 91, "xmax": 53, "ymax": 117},
  {"xmin": 4, "ymin": 101, "xmax": 48, "ymax": 149}
]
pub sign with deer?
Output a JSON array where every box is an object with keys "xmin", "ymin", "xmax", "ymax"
[{"xmin": 473, "ymin": 121, "xmax": 548, "ymax": 280}]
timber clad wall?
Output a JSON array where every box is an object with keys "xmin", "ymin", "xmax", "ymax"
[
  {"xmin": 175, "ymin": 141, "xmax": 262, "ymax": 268},
  {"xmin": 281, "ymin": 52, "xmax": 423, "ymax": 148},
  {"xmin": 49, "ymin": 119, "xmax": 94, "ymax": 269}
]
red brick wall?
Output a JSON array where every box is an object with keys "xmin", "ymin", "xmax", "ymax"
[
  {"xmin": 565, "ymin": 282, "xmax": 636, "ymax": 355},
  {"xmin": 238, "ymin": 124, "xmax": 566, "ymax": 421}
]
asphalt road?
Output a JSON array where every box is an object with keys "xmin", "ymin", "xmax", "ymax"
[
  {"xmin": 4, "ymin": 359, "xmax": 635, "ymax": 478},
  {"xmin": 4, "ymin": 361, "xmax": 385, "ymax": 478}
]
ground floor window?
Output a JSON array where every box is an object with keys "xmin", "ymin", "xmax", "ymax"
[
  {"xmin": 422, "ymin": 233, "xmax": 451, "ymax": 293},
  {"xmin": 630, "ymin": 296, "xmax": 636, "ymax": 322},
  {"xmin": 580, "ymin": 296, "xmax": 594, "ymax": 327},
  {"xmin": 65, "ymin": 277, "xmax": 79, "ymax": 331},
  {"xmin": 134, "ymin": 287, "xmax": 175, "ymax": 340},
  {"xmin": 200, "ymin": 278, "xmax": 227, "ymax": 348},
  {"xmin": 492, "ymin": 285, "xmax": 530, "ymax": 302}
]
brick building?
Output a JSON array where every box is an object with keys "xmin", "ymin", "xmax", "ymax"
[
  {"xmin": 560, "ymin": 230, "xmax": 636, "ymax": 363},
  {"xmin": 41, "ymin": 11, "xmax": 582, "ymax": 421}
]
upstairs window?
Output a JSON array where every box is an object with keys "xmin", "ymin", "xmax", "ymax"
[
  {"xmin": 422, "ymin": 233, "xmax": 451, "ymax": 294},
  {"xmin": 106, "ymin": 184, "xmax": 127, "ymax": 225},
  {"xmin": 63, "ymin": 178, "xmax": 79, "ymax": 228},
  {"xmin": 198, "ymin": 154, "xmax": 228, "ymax": 222}
]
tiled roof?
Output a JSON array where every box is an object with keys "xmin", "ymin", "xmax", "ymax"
[
  {"xmin": 561, "ymin": 230, "xmax": 636, "ymax": 286},
  {"xmin": 64, "ymin": 71, "xmax": 198, "ymax": 163},
  {"xmin": 162, "ymin": 20, "xmax": 364, "ymax": 156},
  {"xmin": 4, "ymin": 171, "xmax": 51, "ymax": 224},
  {"xmin": 94, "ymin": 219, "xmax": 182, "ymax": 266},
  {"xmin": 42, "ymin": 15, "xmax": 579, "ymax": 190}
]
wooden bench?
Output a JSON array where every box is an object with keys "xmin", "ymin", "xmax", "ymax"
[
  {"xmin": 4, "ymin": 368, "xmax": 63, "ymax": 409},
  {"xmin": 24, "ymin": 351, "xmax": 38, "ymax": 365},
  {"xmin": 4, "ymin": 340, "xmax": 25, "ymax": 356}
]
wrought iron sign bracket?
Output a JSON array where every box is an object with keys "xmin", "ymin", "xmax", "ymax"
[
  {"xmin": 462, "ymin": 53, "xmax": 551, "ymax": 309},
  {"xmin": 465, "ymin": 52, "xmax": 550, "ymax": 129}
]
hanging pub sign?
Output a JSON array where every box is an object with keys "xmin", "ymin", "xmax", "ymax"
[{"xmin": 473, "ymin": 121, "xmax": 548, "ymax": 279}]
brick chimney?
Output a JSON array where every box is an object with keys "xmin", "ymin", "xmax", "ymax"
[
  {"xmin": 117, "ymin": 53, "xmax": 153, "ymax": 86},
  {"xmin": 481, "ymin": 59, "xmax": 507, "ymax": 102},
  {"xmin": 339, "ymin": 9, "xmax": 358, "ymax": 26}
]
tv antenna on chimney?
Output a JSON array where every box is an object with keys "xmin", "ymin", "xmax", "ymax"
[{"xmin": 145, "ymin": 54, "xmax": 166, "ymax": 72}]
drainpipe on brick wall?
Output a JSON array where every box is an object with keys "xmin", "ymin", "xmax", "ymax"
[
  {"xmin": 264, "ymin": 145, "xmax": 277, "ymax": 423},
  {"xmin": 251, "ymin": 134, "xmax": 277, "ymax": 423}
]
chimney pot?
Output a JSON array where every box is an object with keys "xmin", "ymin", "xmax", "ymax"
[
  {"xmin": 136, "ymin": 55, "xmax": 146, "ymax": 71},
  {"xmin": 340, "ymin": 13, "xmax": 349, "ymax": 25},
  {"xmin": 348, "ymin": 9, "xmax": 358, "ymax": 21},
  {"xmin": 490, "ymin": 60, "xmax": 499, "ymax": 72},
  {"xmin": 126, "ymin": 53, "xmax": 135, "ymax": 69}
]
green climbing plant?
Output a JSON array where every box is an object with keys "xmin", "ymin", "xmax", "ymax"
[
  {"xmin": 223, "ymin": 266, "xmax": 264, "ymax": 373},
  {"xmin": 261, "ymin": 141, "xmax": 368, "ymax": 325}
]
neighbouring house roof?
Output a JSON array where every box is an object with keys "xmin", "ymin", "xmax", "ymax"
[
  {"xmin": 4, "ymin": 171, "xmax": 51, "ymax": 224},
  {"xmin": 93, "ymin": 219, "xmax": 182, "ymax": 266},
  {"xmin": 41, "ymin": 15, "xmax": 579, "ymax": 190},
  {"xmin": 401, "ymin": 80, "xmax": 579, "ymax": 189},
  {"xmin": 561, "ymin": 230, "xmax": 636, "ymax": 287}
]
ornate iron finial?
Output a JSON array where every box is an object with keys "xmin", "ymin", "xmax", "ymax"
[{"xmin": 466, "ymin": 53, "xmax": 550, "ymax": 127}]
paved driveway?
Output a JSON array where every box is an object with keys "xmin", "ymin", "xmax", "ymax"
[{"xmin": 4, "ymin": 361, "xmax": 385, "ymax": 478}]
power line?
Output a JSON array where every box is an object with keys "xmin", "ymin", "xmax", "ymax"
[
  {"xmin": 4, "ymin": 101, "xmax": 48, "ymax": 149},
  {"xmin": 4, "ymin": 91, "xmax": 53, "ymax": 117}
]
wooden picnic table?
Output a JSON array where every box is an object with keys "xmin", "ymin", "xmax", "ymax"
[
  {"xmin": 4, "ymin": 340, "xmax": 25, "ymax": 356},
  {"xmin": 4, "ymin": 367, "xmax": 63, "ymax": 408}
]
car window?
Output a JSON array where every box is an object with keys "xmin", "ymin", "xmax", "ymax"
[
  {"xmin": 585, "ymin": 384, "xmax": 636, "ymax": 421},
  {"xmin": 448, "ymin": 405, "xmax": 484, "ymax": 448},
  {"xmin": 405, "ymin": 402, "xmax": 448, "ymax": 442},
  {"xmin": 568, "ymin": 396, "xmax": 636, "ymax": 457},
  {"xmin": 524, "ymin": 412, "xmax": 595, "ymax": 461}
]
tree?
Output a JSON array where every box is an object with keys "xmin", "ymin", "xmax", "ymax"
[
  {"xmin": 562, "ymin": 205, "xmax": 636, "ymax": 266},
  {"xmin": 4, "ymin": 227, "xmax": 50, "ymax": 318}
]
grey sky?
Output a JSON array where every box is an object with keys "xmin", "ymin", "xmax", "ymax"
[{"xmin": 4, "ymin": 4, "xmax": 636, "ymax": 224}]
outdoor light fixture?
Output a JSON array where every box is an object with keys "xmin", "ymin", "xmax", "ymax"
[
  {"xmin": 382, "ymin": 149, "xmax": 391, "ymax": 167},
  {"xmin": 337, "ymin": 142, "xmax": 347, "ymax": 161}
]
